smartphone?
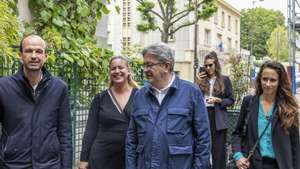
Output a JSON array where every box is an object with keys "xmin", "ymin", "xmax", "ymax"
[{"xmin": 199, "ymin": 66, "xmax": 206, "ymax": 74}]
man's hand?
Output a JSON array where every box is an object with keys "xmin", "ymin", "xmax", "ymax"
[{"xmin": 78, "ymin": 161, "xmax": 88, "ymax": 169}]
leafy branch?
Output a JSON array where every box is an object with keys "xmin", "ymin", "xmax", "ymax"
[
  {"xmin": 136, "ymin": 0, "xmax": 217, "ymax": 42},
  {"xmin": 27, "ymin": 0, "xmax": 113, "ymax": 82}
]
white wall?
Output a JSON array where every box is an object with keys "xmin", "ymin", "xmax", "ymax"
[{"xmin": 17, "ymin": 0, "xmax": 32, "ymax": 23}]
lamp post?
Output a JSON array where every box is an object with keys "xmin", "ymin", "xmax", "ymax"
[
  {"xmin": 288, "ymin": 0, "xmax": 298, "ymax": 94},
  {"xmin": 193, "ymin": 0, "xmax": 199, "ymax": 82}
]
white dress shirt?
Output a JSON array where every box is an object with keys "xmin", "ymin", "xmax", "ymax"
[
  {"xmin": 151, "ymin": 73, "xmax": 175, "ymax": 104},
  {"xmin": 205, "ymin": 76, "xmax": 216, "ymax": 107}
]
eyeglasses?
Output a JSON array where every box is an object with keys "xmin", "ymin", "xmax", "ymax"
[
  {"xmin": 143, "ymin": 62, "xmax": 161, "ymax": 69},
  {"xmin": 204, "ymin": 64, "xmax": 214, "ymax": 68}
]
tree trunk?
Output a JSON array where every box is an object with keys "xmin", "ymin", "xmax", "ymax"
[
  {"xmin": 161, "ymin": 32, "xmax": 169, "ymax": 43},
  {"xmin": 161, "ymin": 24, "xmax": 169, "ymax": 43}
]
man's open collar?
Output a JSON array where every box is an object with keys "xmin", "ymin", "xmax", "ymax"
[{"xmin": 145, "ymin": 74, "xmax": 179, "ymax": 96}]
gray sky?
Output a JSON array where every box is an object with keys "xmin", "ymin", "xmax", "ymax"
[{"xmin": 225, "ymin": 0, "xmax": 287, "ymax": 20}]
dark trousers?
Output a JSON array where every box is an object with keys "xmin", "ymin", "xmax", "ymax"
[
  {"xmin": 262, "ymin": 157, "xmax": 279, "ymax": 169},
  {"xmin": 207, "ymin": 107, "xmax": 227, "ymax": 169}
]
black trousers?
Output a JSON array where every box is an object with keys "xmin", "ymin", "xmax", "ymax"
[
  {"xmin": 262, "ymin": 157, "xmax": 279, "ymax": 169},
  {"xmin": 207, "ymin": 107, "xmax": 227, "ymax": 169}
]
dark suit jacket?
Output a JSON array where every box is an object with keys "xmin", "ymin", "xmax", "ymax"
[
  {"xmin": 211, "ymin": 75, "xmax": 235, "ymax": 130},
  {"xmin": 231, "ymin": 95, "xmax": 300, "ymax": 169}
]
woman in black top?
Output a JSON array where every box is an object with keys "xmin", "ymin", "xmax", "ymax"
[
  {"xmin": 196, "ymin": 51, "xmax": 235, "ymax": 169},
  {"xmin": 231, "ymin": 61, "xmax": 299, "ymax": 169},
  {"xmin": 78, "ymin": 56, "xmax": 138, "ymax": 169}
]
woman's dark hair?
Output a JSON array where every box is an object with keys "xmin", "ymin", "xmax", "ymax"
[
  {"xmin": 256, "ymin": 61, "xmax": 299, "ymax": 132},
  {"xmin": 197, "ymin": 51, "xmax": 224, "ymax": 95}
]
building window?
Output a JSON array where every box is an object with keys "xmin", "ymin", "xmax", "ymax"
[
  {"xmin": 217, "ymin": 33, "xmax": 223, "ymax": 52},
  {"xmin": 199, "ymin": 49, "xmax": 211, "ymax": 63},
  {"xmin": 227, "ymin": 37, "xmax": 232, "ymax": 51},
  {"xmin": 235, "ymin": 40, "xmax": 239, "ymax": 50},
  {"xmin": 221, "ymin": 11, "xmax": 225, "ymax": 28},
  {"xmin": 122, "ymin": 37, "xmax": 131, "ymax": 50},
  {"xmin": 127, "ymin": 15, "xmax": 131, "ymax": 22},
  {"xmin": 217, "ymin": 34, "xmax": 222, "ymax": 44},
  {"xmin": 235, "ymin": 19, "xmax": 238, "ymax": 35},
  {"xmin": 204, "ymin": 29, "xmax": 211, "ymax": 45},
  {"xmin": 228, "ymin": 15, "xmax": 231, "ymax": 31},
  {"xmin": 214, "ymin": 12, "xmax": 218, "ymax": 25},
  {"xmin": 122, "ymin": 0, "xmax": 131, "ymax": 28}
]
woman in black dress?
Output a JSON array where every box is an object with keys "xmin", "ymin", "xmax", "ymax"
[{"xmin": 78, "ymin": 56, "xmax": 138, "ymax": 169}]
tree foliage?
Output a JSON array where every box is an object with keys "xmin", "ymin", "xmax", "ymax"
[
  {"xmin": 0, "ymin": 0, "xmax": 20, "ymax": 59},
  {"xmin": 120, "ymin": 44, "xmax": 144, "ymax": 85},
  {"xmin": 27, "ymin": 0, "xmax": 113, "ymax": 81},
  {"xmin": 227, "ymin": 55, "xmax": 249, "ymax": 108},
  {"xmin": 136, "ymin": 0, "xmax": 217, "ymax": 42},
  {"xmin": 266, "ymin": 25, "xmax": 288, "ymax": 61},
  {"xmin": 240, "ymin": 7, "xmax": 285, "ymax": 59},
  {"xmin": 129, "ymin": 57, "xmax": 144, "ymax": 85}
]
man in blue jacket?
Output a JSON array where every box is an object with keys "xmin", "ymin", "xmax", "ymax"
[
  {"xmin": 126, "ymin": 43, "xmax": 211, "ymax": 169},
  {"xmin": 0, "ymin": 35, "xmax": 72, "ymax": 168}
]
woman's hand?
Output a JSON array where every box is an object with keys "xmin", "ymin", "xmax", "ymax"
[
  {"xmin": 78, "ymin": 161, "xmax": 89, "ymax": 169},
  {"xmin": 206, "ymin": 96, "xmax": 222, "ymax": 104},
  {"xmin": 197, "ymin": 72, "xmax": 207, "ymax": 81},
  {"xmin": 236, "ymin": 157, "xmax": 250, "ymax": 169}
]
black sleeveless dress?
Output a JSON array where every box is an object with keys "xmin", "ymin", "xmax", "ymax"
[{"xmin": 80, "ymin": 89, "xmax": 137, "ymax": 169}]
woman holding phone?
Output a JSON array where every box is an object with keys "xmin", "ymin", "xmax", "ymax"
[{"xmin": 197, "ymin": 51, "xmax": 235, "ymax": 169}]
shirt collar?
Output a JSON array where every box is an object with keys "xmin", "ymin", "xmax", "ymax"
[
  {"xmin": 32, "ymin": 73, "xmax": 43, "ymax": 90},
  {"xmin": 151, "ymin": 73, "xmax": 175, "ymax": 93},
  {"xmin": 145, "ymin": 73, "xmax": 178, "ymax": 95},
  {"xmin": 209, "ymin": 76, "xmax": 216, "ymax": 82}
]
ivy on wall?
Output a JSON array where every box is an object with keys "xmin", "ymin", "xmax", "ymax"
[
  {"xmin": 122, "ymin": 44, "xmax": 144, "ymax": 85},
  {"xmin": 27, "ymin": 0, "xmax": 113, "ymax": 81},
  {"xmin": 1, "ymin": 0, "xmax": 144, "ymax": 85},
  {"xmin": 129, "ymin": 57, "xmax": 144, "ymax": 85},
  {"xmin": 0, "ymin": 0, "xmax": 20, "ymax": 60}
]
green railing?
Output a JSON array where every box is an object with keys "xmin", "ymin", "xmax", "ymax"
[
  {"xmin": 227, "ymin": 109, "xmax": 240, "ymax": 141},
  {"xmin": 0, "ymin": 54, "xmax": 242, "ymax": 166},
  {"xmin": 48, "ymin": 59, "xmax": 107, "ymax": 165}
]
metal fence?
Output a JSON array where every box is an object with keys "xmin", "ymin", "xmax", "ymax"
[
  {"xmin": 0, "ymin": 54, "xmax": 241, "ymax": 166},
  {"xmin": 48, "ymin": 59, "xmax": 107, "ymax": 165},
  {"xmin": 227, "ymin": 109, "xmax": 240, "ymax": 141}
]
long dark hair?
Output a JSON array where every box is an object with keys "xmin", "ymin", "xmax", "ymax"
[
  {"xmin": 197, "ymin": 51, "xmax": 224, "ymax": 95},
  {"xmin": 256, "ymin": 61, "xmax": 299, "ymax": 132}
]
